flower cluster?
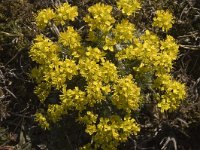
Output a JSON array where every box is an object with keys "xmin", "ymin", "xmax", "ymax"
[
  {"xmin": 55, "ymin": 2, "xmax": 78, "ymax": 25},
  {"xmin": 154, "ymin": 74, "xmax": 186, "ymax": 112},
  {"xmin": 43, "ymin": 58, "xmax": 78, "ymax": 89},
  {"xmin": 112, "ymin": 75, "xmax": 141, "ymax": 112},
  {"xmin": 84, "ymin": 3, "xmax": 115, "ymax": 32},
  {"xmin": 60, "ymin": 87, "xmax": 87, "ymax": 111},
  {"xmin": 35, "ymin": 2, "xmax": 78, "ymax": 29},
  {"xmin": 58, "ymin": 26, "xmax": 83, "ymax": 57},
  {"xmin": 103, "ymin": 37, "xmax": 117, "ymax": 51},
  {"xmin": 115, "ymin": 29, "xmax": 185, "ymax": 112},
  {"xmin": 116, "ymin": 30, "xmax": 179, "ymax": 74},
  {"xmin": 34, "ymin": 81, "xmax": 51, "ymax": 103},
  {"xmin": 117, "ymin": 0, "xmax": 141, "ymax": 16},
  {"xmin": 47, "ymin": 104, "xmax": 65, "ymax": 123},
  {"xmin": 152, "ymin": 10, "xmax": 174, "ymax": 32},
  {"xmin": 113, "ymin": 19, "xmax": 136, "ymax": 42},
  {"xmin": 35, "ymin": 112, "xmax": 49, "ymax": 129},
  {"xmin": 36, "ymin": 8, "xmax": 55, "ymax": 29},
  {"xmin": 29, "ymin": 35, "xmax": 60, "ymax": 65},
  {"xmin": 156, "ymin": 35, "xmax": 179, "ymax": 73},
  {"xmin": 81, "ymin": 115, "xmax": 140, "ymax": 150},
  {"xmin": 59, "ymin": 26, "xmax": 81, "ymax": 49},
  {"xmin": 85, "ymin": 47, "xmax": 105, "ymax": 62}
]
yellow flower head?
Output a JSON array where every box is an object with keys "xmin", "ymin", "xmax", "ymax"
[
  {"xmin": 36, "ymin": 8, "xmax": 55, "ymax": 29},
  {"xmin": 113, "ymin": 19, "xmax": 136, "ymax": 42},
  {"xmin": 152, "ymin": 10, "xmax": 174, "ymax": 32},
  {"xmin": 117, "ymin": 0, "xmax": 141, "ymax": 16},
  {"xmin": 35, "ymin": 113, "xmax": 50, "ymax": 129},
  {"xmin": 55, "ymin": 2, "xmax": 78, "ymax": 25},
  {"xmin": 84, "ymin": 3, "xmax": 115, "ymax": 32},
  {"xmin": 59, "ymin": 26, "xmax": 81, "ymax": 49}
]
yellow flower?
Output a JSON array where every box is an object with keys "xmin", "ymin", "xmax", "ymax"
[
  {"xmin": 86, "ymin": 125, "xmax": 97, "ymax": 135},
  {"xmin": 84, "ymin": 3, "xmax": 115, "ymax": 32},
  {"xmin": 36, "ymin": 8, "xmax": 55, "ymax": 29},
  {"xmin": 85, "ymin": 46, "xmax": 105, "ymax": 62},
  {"xmin": 59, "ymin": 26, "xmax": 81, "ymax": 49},
  {"xmin": 103, "ymin": 37, "xmax": 117, "ymax": 51},
  {"xmin": 34, "ymin": 82, "xmax": 51, "ymax": 103},
  {"xmin": 43, "ymin": 58, "xmax": 78, "ymax": 89},
  {"xmin": 55, "ymin": 2, "xmax": 78, "ymax": 25},
  {"xmin": 113, "ymin": 19, "xmax": 136, "ymax": 42},
  {"xmin": 154, "ymin": 73, "xmax": 186, "ymax": 112},
  {"xmin": 112, "ymin": 75, "xmax": 140, "ymax": 112},
  {"xmin": 35, "ymin": 113, "xmax": 50, "ymax": 130},
  {"xmin": 117, "ymin": 0, "xmax": 141, "ymax": 16},
  {"xmin": 152, "ymin": 10, "xmax": 174, "ymax": 32},
  {"xmin": 29, "ymin": 35, "xmax": 60, "ymax": 65}
]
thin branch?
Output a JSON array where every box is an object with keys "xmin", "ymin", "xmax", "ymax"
[
  {"xmin": 179, "ymin": 44, "xmax": 200, "ymax": 50},
  {"xmin": 4, "ymin": 87, "xmax": 17, "ymax": 99}
]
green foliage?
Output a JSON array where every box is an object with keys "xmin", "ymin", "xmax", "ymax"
[{"xmin": 30, "ymin": 1, "xmax": 186, "ymax": 149}]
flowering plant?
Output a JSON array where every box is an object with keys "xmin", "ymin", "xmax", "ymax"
[{"xmin": 30, "ymin": 1, "xmax": 186, "ymax": 149}]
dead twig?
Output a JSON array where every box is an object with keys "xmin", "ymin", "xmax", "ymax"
[
  {"xmin": 160, "ymin": 137, "xmax": 177, "ymax": 150},
  {"xmin": 179, "ymin": 44, "xmax": 200, "ymax": 50}
]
